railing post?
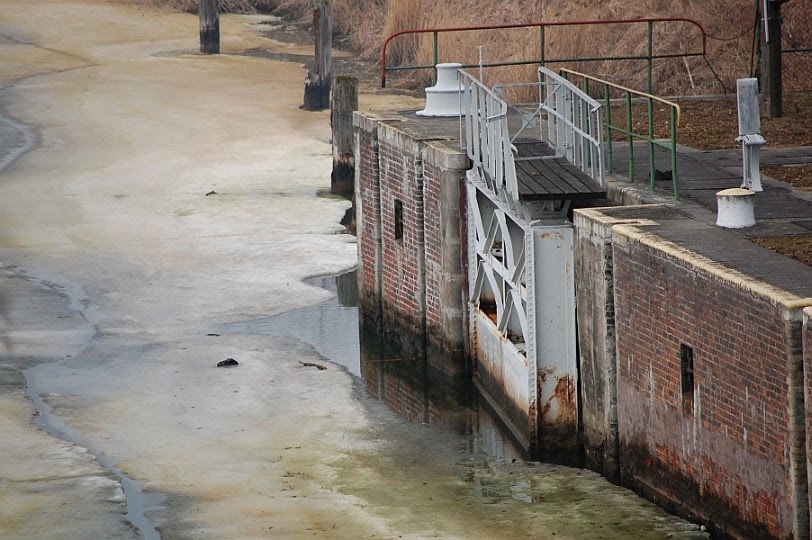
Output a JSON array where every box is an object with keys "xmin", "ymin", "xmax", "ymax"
[
  {"xmin": 540, "ymin": 25, "xmax": 546, "ymax": 67},
  {"xmin": 646, "ymin": 20, "xmax": 654, "ymax": 94},
  {"xmin": 604, "ymin": 84, "xmax": 613, "ymax": 174},
  {"xmin": 433, "ymin": 32, "xmax": 439, "ymax": 84},
  {"xmin": 584, "ymin": 77, "xmax": 592, "ymax": 170},
  {"xmin": 626, "ymin": 92, "xmax": 634, "ymax": 183},
  {"xmin": 647, "ymin": 97, "xmax": 655, "ymax": 191},
  {"xmin": 670, "ymin": 107, "xmax": 679, "ymax": 200}
]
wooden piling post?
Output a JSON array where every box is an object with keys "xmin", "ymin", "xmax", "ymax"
[
  {"xmin": 199, "ymin": 0, "xmax": 220, "ymax": 54},
  {"xmin": 331, "ymin": 76, "xmax": 358, "ymax": 196},
  {"xmin": 302, "ymin": 0, "xmax": 332, "ymax": 110}
]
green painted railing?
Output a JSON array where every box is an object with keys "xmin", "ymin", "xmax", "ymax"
[
  {"xmin": 381, "ymin": 17, "xmax": 720, "ymax": 94},
  {"xmin": 559, "ymin": 69, "xmax": 682, "ymax": 200}
]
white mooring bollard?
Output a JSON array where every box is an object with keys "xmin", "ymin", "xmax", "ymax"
[
  {"xmin": 716, "ymin": 188, "xmax": 756, "ymax": 228},
  {"xmin": 417, "ymin": 63, "xmax": 464, "ymax": 117}
]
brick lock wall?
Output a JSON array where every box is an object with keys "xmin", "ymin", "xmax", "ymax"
[
  {"xmin": 355, "ymin": 112, "xmax": 469, "ymax": 372},
  {"xmin": 613, "ymin": 231, "xmax": 798, "ymax": 539},
  {"xmin": 573, "ymin": 210, "xmax": 621, "ymax": 482},
  {"xmin": 378, "ymin": 134, "xmax": 423, "ymax": 333},
  {"xmin": 424, "ymin": 161, "xmax": 443, "ymax": 333},
  {"xmin": 356, "ymin": 125, "xmax": 380, "ymax": 317}
]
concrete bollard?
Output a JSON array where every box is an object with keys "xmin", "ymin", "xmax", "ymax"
[{"xmin": 715, "ymin": 188, "xmax": 755, "ymax": 228}]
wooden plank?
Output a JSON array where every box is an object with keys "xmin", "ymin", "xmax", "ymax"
[
  {"xmin": 512, "ymin": 142, "xmax": 606, "ymax": 201},
  {"xmin": 519, "ymin": 160, "xmax": 565, "ymax": 196},
  {"xmin": 515, "ymin": 161, "xmax": 551, "ymax": 196},
  {"xmin": 545, "ymin": 159, "xmax": 599, "ymax": 193}
]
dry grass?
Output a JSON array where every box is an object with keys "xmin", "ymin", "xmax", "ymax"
[
  {"xmin": 120, "ymin": 0, "xmax": 812, "ymax": 96},
  {"xmin": 762, "ymin": 164, "xmax": 812, "ymax": 191},
  {"xmin": 123, "ymin": 0, "xmax": 278, "ymax": 13}
]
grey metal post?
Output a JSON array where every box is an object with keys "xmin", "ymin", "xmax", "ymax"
[{"xmin": 761, "ymin": 0, "xmax": 787, "ymax": 118}]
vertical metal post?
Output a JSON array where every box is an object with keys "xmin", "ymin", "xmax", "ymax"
[
  {"xmin": 761, "ymin": 0, "xmax": 784, "ymax": 117},
  {"xmin": 584, "ymin": 78, "xmax": 592, "ymax": 169},
  {"xmin": 433, "ymin": 31, "xmax": 439, "ymax": 85},
  {"xmin": 626, "ymin": 92, "xmax": 634, "ymax": 183},
  {"xmin": 647, "ymin": 21, "xmax": 654, "ymax": 94},
  {"xmin": 647, "ymin": 97, "xmax": 655, "ymax": 191},
  {"xmin": 670, "ymin": 107, "xmax": 679, "ymax": 200},
  {"xmin": 604, "ymin": 84, "xmax": 613, "ymax": 174},
  {"xmin": 540, "ymin": 25, "xmax": 546, "ymax": 67}
]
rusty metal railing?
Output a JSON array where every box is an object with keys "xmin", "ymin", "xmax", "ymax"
[{"xmin": 382, "ymin": 17, "xmax": 719, "ymax": 94}]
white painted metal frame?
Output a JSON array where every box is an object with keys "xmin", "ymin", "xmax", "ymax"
[
  {"xmin": 538, "ymin": 67, "xmax": 605, "ymax": 189},
  {"xmin": 459, "ymin": 70, "xmax": 520, "ymax": 207},
  {"xmin": 460, "ymin": 68, "xmax": 605, "ymax": 203}
]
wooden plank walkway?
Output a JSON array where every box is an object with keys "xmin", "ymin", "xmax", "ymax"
[{"xmin": 513, "ymin": 141, "xmax": 606, "ymax": 201}]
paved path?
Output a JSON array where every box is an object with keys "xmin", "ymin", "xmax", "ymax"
[{"xmin": 610, "ymin": 144, "xmax": 812, "ymax": 234}]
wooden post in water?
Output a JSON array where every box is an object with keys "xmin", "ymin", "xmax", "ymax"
[
  {"xmin": 199, "ymin": 0, "xmax": 220, "ymax": 55},
  {"xmin": 331, "ymin": 76, "xmax": 358, "ymax": 196},
  {"xmin": 302, "ymin": 0, "xmax": 332, "ymax": 110}
]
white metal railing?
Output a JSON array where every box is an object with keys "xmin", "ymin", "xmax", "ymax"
[
  {"xmin": 539, "ymin": 67, "xmax": 605, "ymax": 188},
  {"xmin": 459, "ymin": 70, "xmax": 519, "ymax": 205},
  {"xmin": 460, "ymin": 68, "xmax": 605, "ymax": 202}
]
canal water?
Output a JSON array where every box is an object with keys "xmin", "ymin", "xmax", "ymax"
[{"xmin": 217, "ymin": 270, "xmax": 709, "ymax": 539}]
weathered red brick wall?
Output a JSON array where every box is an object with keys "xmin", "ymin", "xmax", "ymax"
[
  {"xmin": 423, "ymin": 146, "xmax": 468, "ymax": 368},
  {"xmin": 378, "ymin": 130, "xmax": 423, "ymax": 333},
  {"xmin": 424, "ymin": 161, "xmax": 443, "ymax": 333},
  {"xmin": 613, "ymin": 229, "xmax": 797, "ymax": 539},
  {"xmin": 355, "ymin": 120, "xmax": 380, "ymax": 318},
  {"xmin": 355, "ymin": 113, "xmax": 468, "ymax": 371}
]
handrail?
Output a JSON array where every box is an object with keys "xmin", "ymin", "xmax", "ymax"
[
  {"xmin": 559, "ymin": 68, "xmax": 682, "ymax": 199},
  {"xmin": 458, "ymin": 70, "xmax": 518, "ymax": 203},
  {"xmin": 537, "ymin": 67, "xmax": 605, "ymax": 188},
  {"xmin": 459, "ymin": 68, "xmax": 606, "ymax": 204},
  {"xmin": 382, "ymin": 17, "xmax": 715, "ymax": 93}
]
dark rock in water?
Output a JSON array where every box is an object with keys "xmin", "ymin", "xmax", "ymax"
[{"xmin": 217, "ymin": 358, "xmax": 239, "ymax": 367}]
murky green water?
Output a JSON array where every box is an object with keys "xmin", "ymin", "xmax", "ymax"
[{"xmin": 218, "ymin": 270, "xmax": 708, "ymax": 539}]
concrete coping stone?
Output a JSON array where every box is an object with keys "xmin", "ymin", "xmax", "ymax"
[{"xmin": 612, "ymin": 222, "xmax": 812, "ymax": 315}]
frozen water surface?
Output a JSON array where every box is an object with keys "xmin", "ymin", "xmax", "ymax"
[{"xmin": 229, "ymin": 270, "xmax": 709, "ymax": 539}]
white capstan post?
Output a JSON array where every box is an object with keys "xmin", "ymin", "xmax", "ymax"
[
  {"xmin": 417, "ymin": 63, "xmax": 464, "ymax": 117},
  {"xmin": 735, "ymin": 78, "xmax": 765, "ymax": 192},
  {"xmin": 716, "ymin": 188, "xmax": 756, "ymax": 228}
]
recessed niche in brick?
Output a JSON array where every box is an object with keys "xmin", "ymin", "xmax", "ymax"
[
  {"xmin": 680, "ymin": 343, "xmax": 695, "ymax": 395},
  {"xmin": 394, "ymin": 199, "xmax": 404, "ymax": 241}
]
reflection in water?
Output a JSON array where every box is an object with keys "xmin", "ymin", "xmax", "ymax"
[
  {"xmin": 220, "ymin": 270, "xmax": 708, "ymax": 538},
  {"xmin": 216, "ymin": 270, "xmax": 360, "ymax": 375},
  {"xmin": 360, "ymin": 333, "xmax": 527, "ymax": 464}
]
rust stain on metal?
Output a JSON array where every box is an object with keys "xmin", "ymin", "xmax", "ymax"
[{"xmin": 539, "ymin": 374, "xmax": 576, "ymax": 424}]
